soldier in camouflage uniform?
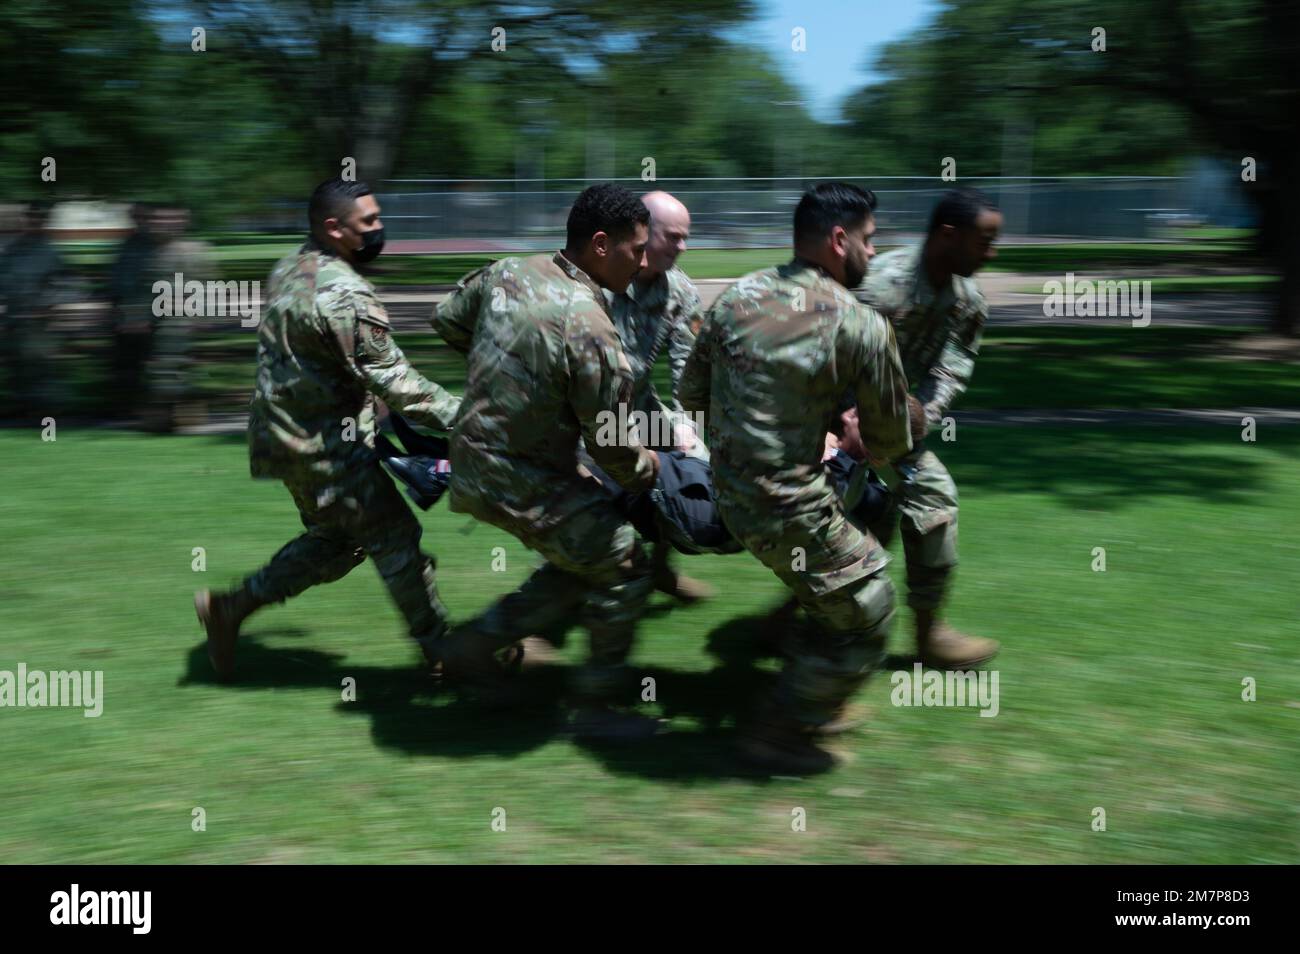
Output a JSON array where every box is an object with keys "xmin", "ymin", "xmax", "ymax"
[
  {"xmin": 195, "ymin": 178, "xmax": 461, "ymax": 681},
  {"xmin": 107, "ymin": 203, "xmax": 157, "ymax": 416},
  {"xmin": 0, "ymin": 202, "xmax": 67, "ymax": 418},
  {"xmin": 680, "ymin": 183, "xmax": 912, "ymax": 774},
  {"xmin": 431, "ymin": 184, "xmax": 662, "ymax": 739},
  {"xmin": 854, "ymin": 188, "xmax": 1003, "ymax": 669},
  {"xmin": 137, "ymin": 204, "xmax": 218, "ymax": 431},
  {"xmin": 604, "ymin": 191, "xmax": 713, "ymax": 603}
]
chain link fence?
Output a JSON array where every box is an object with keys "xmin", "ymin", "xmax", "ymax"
[{"xmin": 376, "ymin": 175, "xmax": 1234, "ymax": 249}]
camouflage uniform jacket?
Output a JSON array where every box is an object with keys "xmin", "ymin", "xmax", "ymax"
[
  {"xmin": 0, "ymin": 234, "xmax": 66, "ymax": 319},
  {"xmin": 248, "ymin": 240, "xmax": 460, "ymax": 492},
  {"xmin": 605, "ymin": 264, "xmax": 703, "ymax": 416},
  {"xmin": 854, "ymin": 244, "xmax": 986, "ymax": 427},
  {"xmin": 432, "ymin": 251, "xmax": 657, "ymax": 537},
  {"xmin": 679, "ymin": 257, "xmax": 911, "ymax": 522}
]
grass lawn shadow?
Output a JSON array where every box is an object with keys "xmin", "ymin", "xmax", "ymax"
[{"xmin": 177, "ymin": 631, "xmax": 566, "ymax": 760}]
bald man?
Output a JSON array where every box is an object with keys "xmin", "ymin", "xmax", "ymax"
[{"xmin": 604, "ymin": 190, "xmax": 713, "ymax": 602}]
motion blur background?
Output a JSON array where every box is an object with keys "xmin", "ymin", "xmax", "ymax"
[
  {"xmin": 1, "ymin": 1, "xmax": 1296, "ymax": 863},
  {"xmin": 1, "ymin": 1, "xmax": 1288, "ymax": 248}
]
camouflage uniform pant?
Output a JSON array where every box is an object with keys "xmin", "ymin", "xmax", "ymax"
[
  {"xmin": 2, "ymin": 311, "xmax": 58, "ymax": 416},
  {"xmin": 867, "ymin": 447, "xmax": 959, "ymax": 612},
  {"xmin": 244, "ymin": 463, "xmax": 448, "ymax": 644},
  {"xmin": 109, "ymin": 325, "xmax": 153, "ymax": 413},
  {"xmin": 723, "ymin": 499, "xmax": 897, "ymax": 727},
  {"xmin": 144, "ymin": 315, "xmax": 196, "ymax": 406},
  {"xmin": 777, "ymin": 572, "xmax": 896, "ymax": 726},
  {"xmin": 467, "ymin": 498, "xmax": 652, "ymax": 702}
]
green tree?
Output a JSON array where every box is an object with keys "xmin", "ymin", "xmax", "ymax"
[
  {"xmin": 0, "ymin": 1, "xmax": 170, "ymax": 197},
  {"xmin": 197, "ymin": 0, "xmax": 756, "ymax": 184},
  {"xmin": 840, "ymin": 0, "xmax": 1299, "ymax": 333}
]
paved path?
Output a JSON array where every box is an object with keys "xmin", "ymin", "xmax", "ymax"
[{"xmin": 949, "ymin": 407, "xmax": 1300, "ymax": 426}]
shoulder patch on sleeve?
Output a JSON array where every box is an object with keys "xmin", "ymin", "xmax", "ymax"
[
  {"xmin": 357, "ymin": 296, "xmax": 390, "ymax": 326},
  {"xmin": 356, "ymin": 298, "xmax": 394, "ymax": 358},
  {"xmin": 456, "ymin": 261, "xmax": 497, "ymax": 290},
  {"xmin": 358, "ymin": 322, "xmax": 392, "ymax": 359}
]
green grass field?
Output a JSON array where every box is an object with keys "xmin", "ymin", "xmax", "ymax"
[
  {"xmin": 45, "ymin": 325, "xmax": 1300, "ymax": 429},
  {"xmin": 1, "ymin": 424, "xmax": 1295, "ymax": 863},
  {"xmin": 181, "ymin": 326, "xmax": 1300, "ymax": 415}
]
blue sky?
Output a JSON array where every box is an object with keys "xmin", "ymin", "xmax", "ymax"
[{"xmin": 742, "ymin": 0, "xmax": 940, "ymax": 122}]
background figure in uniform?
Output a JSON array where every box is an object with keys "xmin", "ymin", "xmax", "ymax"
[
  {"xmin": 431, "ymin": 184, "xmax": 662, "ymax": 739},
  {"xmin": 679, "ymin": 182, "xmax": 913, "ymax": 774},
  {"xmin": 195, "ymin": 177, "xmax": 461, "ymax": 681},
  {"xmin": 605, "ymin": 190, "xmax": 714, "ymax": 603},
  {"xmin": 137, "ymin": 203, "xmax": 218, "ymax": 432},
  {"xmin": 0, "ymin": 201, "xmax": 67, "ymax": 419},
  {"xmin": 107, "ymin": 202, "xmax": 158, "ymax": 418},
  {"xmin": 854, "ymin": 188, "xmax": 1003, "ymax": 669}
]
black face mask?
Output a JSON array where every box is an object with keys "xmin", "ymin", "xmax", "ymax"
[{"xmin": 352, "ymin": 227, "xmax": 385, "ymax": 264}]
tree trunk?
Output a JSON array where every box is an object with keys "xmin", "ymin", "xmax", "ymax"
[
  {"xmin": 1273, "ymin": 220, "xmax": 1300, "ymax": 337},
  {"xmin": 1267, "ymin": 155, "xmax": 1300, "ymax": 336}
]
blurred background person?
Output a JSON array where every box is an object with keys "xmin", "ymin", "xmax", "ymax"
[
  {"xmin": 107, "ymin": 201, "xmax": 157, "ymax": 419},
  {"xmin": 0, "ymin": 200, "xmax": 68, "ymax": 420},
  {"xmin": 134, "ymin": 202, "xmax": 216, "ymax": 432}
]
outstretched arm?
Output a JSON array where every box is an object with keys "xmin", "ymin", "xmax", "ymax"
[{"xmin": 338, "ymin": 293, "xmax": 461, "ymax": 430}]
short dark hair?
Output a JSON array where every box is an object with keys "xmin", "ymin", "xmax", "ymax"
[
  {"xmin": 309, "ymin": 177, "xmax": 373, "ymax": 232},
  {"xmin": 793, "ymin": 182, "xmax": 877, "ymax": 245},
  {"xmin": 565, "ymin": 184, "xmax": 650, "ymax": 249},
  {"xmin": 928, "ymin": 188, "xmax": 997, "ymax": 234}
]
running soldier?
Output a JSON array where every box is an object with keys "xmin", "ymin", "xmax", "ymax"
[
  {"xmin": 680, "ymin": 182, "xmax": 912, "ymax": 773},
  {"xmin": 195, "ymin": 177, "xmax": 461, "ymax": 680}
]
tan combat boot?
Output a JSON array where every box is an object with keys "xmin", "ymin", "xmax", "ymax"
[
  {"xmin": 737, "ymin": 706, "xmax": 838, "ymax": 775},
  {"xmin": 440, "ymin": 626, "xmax": 533, "ymax": 709},
  {"xmin": 816, "ymin": 701, "xmax": 870, "ymax": 736},
  {"xmin": 655, "ymin": 571, "xmax": 716, "ymax": 603},
  {"xmin": 194, "ymin": 586, "xmax": 265, "ymax": 681},
  {"xmin": 915, "ymin": 609, "xmax": 999, "ymax": 669},
  {"xmin": 514, "ymin": 635, "xmax": 561, "ymax": 669},
  {"xmin": 651, "ymin": 543, "xmax": 715, "ymax": 603}
]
